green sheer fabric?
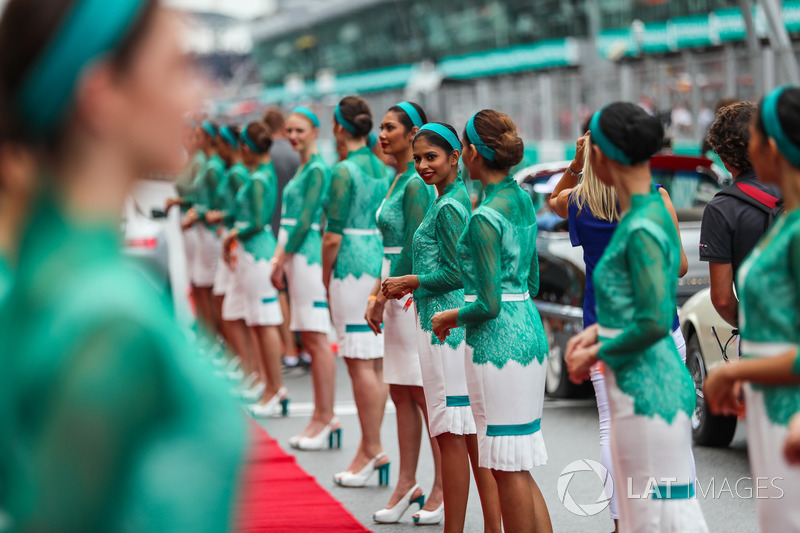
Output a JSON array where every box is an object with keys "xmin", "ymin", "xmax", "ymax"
[
  {"xmin": 326, "ymin": 146, "xmax": 389, "ymax": 280},
  {"xmin": 738, "ymin": 209, "xmax": 800, "ymax": 425},
  {"xmin": 0, "ymin": 196, "xmax": 245, "ymax": 532},
  {"xmin": 235, "ymin": 162, "xmax": 278, "ymax": 260},
  {"xmin": 456, "ymin": 175, "xmax": 546, "ymax": 368},
  {"xmin": 594, "ymin": 191, "xmax": 695, "ymax": 424},
  {"xmin": 413, "ymin": 176, "xmax": 471, "ymax": 349},
  {"xmin": 192, "ymin": 154, "xmax": 226, "ymax": 229},
  {"xmin": 280, "ymin": 153, "xmax": 330, "ymax": 265},
  {"xmin": 0, "ymin": 251, "xmax": 10, "ymax": 305},
  {"xmin": 175, "ymin": 151, "xmax": 206, "ymax": 214},
  {"xmin": 214, "ymin": 162, "xmax": 249, "ymax": 229},
  {"xmin": 377, "ymin": 161, "xmax": 434, "ymax": 277}
]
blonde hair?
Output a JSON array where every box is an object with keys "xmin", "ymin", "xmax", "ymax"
[{"xmin": 570, "ymin": 138, "xmax": 620, "ymax": 223}]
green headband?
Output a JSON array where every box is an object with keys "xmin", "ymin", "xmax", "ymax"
[
  {"xmin": 466, "ymin": 113, "xmax": 495, "ymax": 162},
  {"xmin": 292, "ymin": 106, "xmax": 320, "ymax": 128},
  {"xmin": 417, "ymin": 124, "xmax": 461, "ymax": 152},
  {"xmin": 219, "ymin": 126, "xmax": 239, "ymax": 149},
  {"xmin": 367, "ymin": 132, "xmax": 378, "ymax": 149},
  {"xmin": 16, "ymin": 0, "xmax": 148, "ymax": 137},
  {"xmin": 589, "ymin": 109, "xmax": 633, "ymax": 165},
  {"xmin": 334, "ymin": 104, "xmax": 358, "ymax": 135},
  {"xmin": 241, "ymin": 123, "xmax": 265, "ymax": 154},
  {"xmin": 201, "ymin": 121, "xmax": 217, "ymax": 139},
  {"xmin": 762, "ymin": 86, "xmax": 800, "ymax": 168},
  {"xmin": 396, "ymin": 102, "xmax": 424, "ymax": 129}
]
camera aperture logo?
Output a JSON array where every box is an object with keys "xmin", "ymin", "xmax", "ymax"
[{"xmin": 558, "ymin": 459, "xmax": 614, "ymax": 517}]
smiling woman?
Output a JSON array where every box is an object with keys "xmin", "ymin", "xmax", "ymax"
[{"xmin": 0, "ymin": 0, "xmax": 246, "ymax": 531}]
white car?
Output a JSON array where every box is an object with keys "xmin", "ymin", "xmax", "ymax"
[{"xmin": 680, "ymin": 288, "xmax": 739, "ymax": 447}]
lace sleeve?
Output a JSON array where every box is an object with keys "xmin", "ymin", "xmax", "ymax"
[
  {"xmin": 528, "ymin": 227, "xmax": 540, "ymax": 297},
  {"xmin": 391, "ymin": 178, "xmax": 431, "ymax": 277},
  {"xmin": 457, "ymin": 214, "xmax": 501, "ymax": 326},
  {"xmin": 285, "ymin": 167, "xmax": 324, "ymax": 254},
  {"xmin": 20, "ymin": 321, "xmax": 163, "ymax": 532},
  {"xmin": 598, "ymin": 228, "xmax": 675, "ymax": 362},
  {"xmin": 238, "ymin": 179, "xmax": 265, "ymax": 240},
  {"xmin": 195, "ymin": 167, "xmax": 220, "ymax": 218},
  {"xmin": 418, "ymin": 203, "xmax": 466, "ymax": 294},
  {"xmin": 325, "ymin": 164, "xmax": 353, "ymax": 235},
  {"xmin": 790, "ymin": 231, "xmax": 800, "ymax": 377}
]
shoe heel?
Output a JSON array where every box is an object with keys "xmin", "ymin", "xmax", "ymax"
[
  {"xmin": 280, "ymin": 397, "xmax": 290, "ymax": 417},
  {"xmin": 411, "ymin": 494, "xmax": 425, "ymax": 508},
  {"xmin": 329, "ymin": 428, "xmax": 342, "ymax": 449},
  {"xmin": 377, "ymin": 462, "xmax": 390, "ymax": 486}
]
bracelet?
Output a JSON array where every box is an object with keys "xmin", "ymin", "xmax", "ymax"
[
  {"xmin": 566, "ymin": 166, "xmax": 583, "ymax": 178},
  {"xmin": 368, "ymin": 295, "xmax": 378, "ymax": 302}
]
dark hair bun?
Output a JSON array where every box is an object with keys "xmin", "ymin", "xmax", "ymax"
[
  {"xmin": 352, "ymin": 113, "xmax": 373, "ymax": 137},
  {"xmin": 494, "ymin": 131, "xmax": 524, "ymax": 168},
  {"xmin": 468, "ymin": 109, "xmax": 524, "ymax": 171},
  {"xmin": 600, "ymin": 102, "xmax": 664, "ymax": 164}
]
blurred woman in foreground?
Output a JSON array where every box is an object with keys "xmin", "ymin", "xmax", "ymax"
[{"xmin": 0, "ymin": 1, "xmax": 245, "ymax": 530}]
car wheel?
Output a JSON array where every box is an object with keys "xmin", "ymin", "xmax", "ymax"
[
  {"xmin": 544, "ymin": 318, "xmax": 589, "ymax": 398},
  {"xmin": 686, "ymin": 332, "xmax": 737, "ymax": 447}
]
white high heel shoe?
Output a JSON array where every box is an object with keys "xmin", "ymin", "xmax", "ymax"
[
  {"xmin": 233, "ymin": 381, "xmax": 265, "ymax": 402},
  {"xmin": 373, "ymin": 484, "xmax": 425, "ymax": 524},
  {"xmin": 248, "ymin": 387, "xmax": 290, "ymax": 417},
  {"xmin": 413, "ymin": 502, "xmax": 444, "ymax": 525},
  {"xmin": 292, "ymin": 419, "xmax": 342, "ymax": 451},
  {"xmin": 333, "ymin": 453, "xmax": 390, "ymax": 488}
]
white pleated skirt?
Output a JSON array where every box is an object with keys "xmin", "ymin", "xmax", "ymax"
[
  {"xmin": 329, "ymin": 274, "xmax": 383, "ymax": 359},
  {"xmin": 193, "ymin": 225, "xmax": 220, "ymax": 288},
  {"xmin": 212, "ymin": 257, "xmax": 232, "ymax": 296},
  {"xmin": 223, "ymin": 249, "xmax": 283, "ymax": 327},
  {"xmin": 415, "ymin": 306, "xmax": 475, "ymax": 437},
  {"xmin": 284, "ymin": 254, "xmax": 331, "ymax": 334},
  {"xmin": 467, "ymin": 349, "xmax": 548, "ymax": 471},
  {"xmin": 604, "ymin": 364, "xmax": 708, "ymax": 533},
  {"xmin": 183, "ymin": 224, "xmax": 198, "ymax": 282},
  {"xmin": 743, "ymin": 384, "xmax": 800, "ymax": 533}
]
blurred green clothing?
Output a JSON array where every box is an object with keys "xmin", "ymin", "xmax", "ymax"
[
  {"xmin": 0, "ymin": 195, "xmax": 245, "ymax": 533},
  {"xmin": 192, "ymin": 154, "xmax": 226, "ymax": 229},
  {"xmin": 234, "ymin": 162, "xmax": 278, "ymax": 261},
  {"xmin": 176, "ymin": 150, "xmax": 206, "ymax": 214},
  {"xmin": 214, "ymin": 162, "xmax": 249, "ymax": 230}
]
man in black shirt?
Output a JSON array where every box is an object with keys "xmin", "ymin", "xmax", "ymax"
[{"xmin": 700, "ymin": 101, "xmax": 782, "ymax": 326}]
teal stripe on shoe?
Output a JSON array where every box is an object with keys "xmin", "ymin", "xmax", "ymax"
[
  {"xmin": 262, "ymin": 296, "xmax": 278, "ymax": 304},
  {"xmin": 313, "ymin": 301, "xmax": 329, "ymax": 309},
  {"xmin": 446, "ymin": 395, "xmax": 470, "ymax": 407},
  {"xmin": 486, "ymin": 418, "xmax": 541, "ymax": 437},
  {"xmin": 650, "ymin": 482, "xmax": 695, "ymax": 500},
  {"xmin": 345, "ymin": 324, "xmax": 373, "ymax": 333}
]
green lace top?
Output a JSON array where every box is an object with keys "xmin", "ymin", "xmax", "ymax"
[
  {"xmin": 0, "ymin": 251, "xmax": 11, "ymax": 305},
  {"xmin": 280, "ymin": 153, "xmax": 330, "ymax": 265},
  {"xmin": 235, "ymin": 162, "xmax": 278, "ymax": 261},
  {"xmin": 456, "ymin": 175, "xmax": 546, "ymax": 368},
  {"xmin": 176, "ymin": 150, "xmax": 206, "ymax": 214},
  {"xmin": 376, "ymin": 161, "xmax": 434, "ymax": 277},
  {"xmin": 412, "ymin": 176, "xmax": 471, "ymax": 349},
  {"xmin": 594, "ymin": 191, "xmax": 694, "ymax": 424},
  {"xmin": 326, "ymin": 146, "xmax": 389, "ymax": 280},
  {"xmin": 192, "ymin": 154, "xmax": 226, "ymax": 229},
  {"xmin": 0, "ymin": 196, "xmax": 245, "ymax": 532},
  {"xmin": 214, "ymin": 162, "xmax": 249, "ymax": 230},
  {"xmin": 738, "ymin": 209, "xmax": 800, "ymax": 426}
]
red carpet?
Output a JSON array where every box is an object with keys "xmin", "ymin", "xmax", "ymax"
[{"xmin": 237, "ymin": 423, "xmax": 370, "ymax": 532}]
